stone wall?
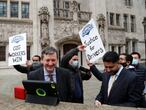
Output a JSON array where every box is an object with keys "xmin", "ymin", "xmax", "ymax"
[
  {"xmin": 0, "ymin": 95, "xmax": 145, "ymax": 110},
  {"xmin": 0, "ymin": 20, "xmax": 33, "ymax": 43}
]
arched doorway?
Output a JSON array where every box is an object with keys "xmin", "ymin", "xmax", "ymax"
[
  {"xmin": 55, "ymin": 36, "xmax": 82, "ymax": 65},
  {"xmin": 63, "ymin": 44, "xmax": 77, "ymax": 55},
  {"xmin": 61, "ymin": 43, "xmax": 83, "ymax": 66}
]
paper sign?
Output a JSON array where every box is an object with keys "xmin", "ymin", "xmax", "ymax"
[
  {"xmin": 8, "ymin": 33, "xmax": 27, "ymax": 66},
  {"xmin": 79, "ymin": 19, "xmax": 106, "ymax": 63}
]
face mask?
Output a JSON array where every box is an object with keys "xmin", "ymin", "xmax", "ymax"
[
  {"xmin": 32, "ymin": 61, "xmax": 41, "ymax": 69},
  {"xmin": 132, "ymin": 59, "xmax": 139, "ymax": 65},
  {"xmin": 71, "ymin": 60, "xmax": 79, "ymax": 68}
]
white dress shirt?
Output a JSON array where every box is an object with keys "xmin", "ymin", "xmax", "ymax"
[
  {"xmin": 108, "ymin": 66, "xmax": 123, "ymax": 96},
  {"xmin": 44, "ymin": 67, "xmax": 56, "ymax": 82}
]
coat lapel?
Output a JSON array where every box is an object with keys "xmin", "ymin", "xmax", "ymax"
[
  {"xmin": 55, "ymin": 67, "xmax": 60, "ymax": 84},
  {"xmin": 105, "ymin": 74, "xmax": 111, "ymax": 99},
  {"xmin": 38, "ymin": 67, "xmax": 45, "ymax": 80},
  {"xmin": 108, "ymin": 68, "xmax": 125, "ymax": 97}
]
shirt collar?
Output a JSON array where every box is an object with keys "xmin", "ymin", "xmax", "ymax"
[
  {"xmin": 128, "ymin": 65, "xmax": 135, "ymax": 69},
  {"xmin": 44, "ymin": 67, "xmax": 56, "ymax": 76},
  {"xmin": 115, "ymin": 65, "xmax": 123, "ymax": 77}
]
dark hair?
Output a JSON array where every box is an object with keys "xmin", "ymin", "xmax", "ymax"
[
  {"xmin": 102, "ymin": 51, "xmax": 119, "ymax": 63},
  {"xmin": 131, "ymin": 52, "xmax": 141, "ymax": 59},
  {"xmin": 126, "ymin": 54, "xmax": 133, "ymax": 65},
  {"xmin": 120, "ymin": 53, "xmax": 127, "ymax": 56},
  {"xmin": 41, "ymin": 46, "xmax": 58, "ymax": 59},
  {"xmin": 32, "ymin": 55, "xmax": 41, "ymax": 61}
]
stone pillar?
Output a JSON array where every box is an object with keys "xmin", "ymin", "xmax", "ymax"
[
  {"xmin": 7, "ymin": 0, "xmax": 10, "ymax": 18},
  {"xmin": 121, "ymin": 14, "xmax": 124, "ymax": 28},
  {"xmin": 127, "ymin": 14, "xmax": 130, "ymax": 32},
  {"xmin": 32, "ymin": 0, "xmax": 41, "ymax": 55},
  {"xmin": 109, "ymin": 45, "xmax": 111, "ymax": 51},
  {"xmin": 115, "ymin": 45, "xmax": 118, "ymax": 53},
  {"xmin": 71, "ymin": 0, "xmax": 79, "ymax": 36},
  {"xmin": 122, "ymin": 45, "xmax": 126, "ymax": 53},
  {"xmin": 129, "ymin": 40, "xmax": 133, "ymax": 54},
  {"xmin": 114, "ymin": 13, "xmax": 116, "ymax": 26},
  {"xmin": 18, "ymin": 1, "xmax": 21, "ymax": 19},
  {"xmin": 107, "ymin": 12, "xmax": 110, "ymax": 26}
]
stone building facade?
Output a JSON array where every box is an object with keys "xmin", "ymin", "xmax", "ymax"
[{"xmin": 0, "ymin": 0, "xmax": 146, "ymax": 68}]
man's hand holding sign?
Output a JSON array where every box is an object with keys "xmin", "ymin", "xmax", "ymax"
[{"xmin": 79, "ymin": 19, "xmax": 106, "ymax": 63}]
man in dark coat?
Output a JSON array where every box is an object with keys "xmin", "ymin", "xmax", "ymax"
[
  {"xmin": 131, "ymin": 52, "xmax": 146, "ymax": 107},
  {"xmin": 60, "ymin": 45, "xmax": 91, "ymax": 103},
  {"xmin": 131, "ymin": 52, "xmax": 146, "ymax": 92}
]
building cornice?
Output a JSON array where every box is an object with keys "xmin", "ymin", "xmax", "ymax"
[{"xmin": 0, "ymin": 18, "xmax": 33, "ymax": 24}]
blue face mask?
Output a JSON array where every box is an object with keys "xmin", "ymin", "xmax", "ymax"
[
  {"xmin": 32, "ymin": 61, "xmax": 41, "ymax": 69},
  {"xmin": 132, "ymin": 59, "xmax": 139, "ymax": 65},
  {"xmin": 71, "ymin": 60, "xmax": 79, "ymax": 68}
]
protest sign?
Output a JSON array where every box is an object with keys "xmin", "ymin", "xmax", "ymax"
[
  {"xmin": 8, "ymin": 33, "xmax": 27, "ymax": 66},
  {"xmin": 79, "ymin": 19, "xmax": 106, "ymax": 63}
]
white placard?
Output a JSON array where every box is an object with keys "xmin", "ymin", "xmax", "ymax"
[
  {"xmin": 8, "ymin": 33, "xmax": 27, "ymax": 66},
  {"xmin": 79, "ymin": 19, "xmax": 106, "ymax": 63}
]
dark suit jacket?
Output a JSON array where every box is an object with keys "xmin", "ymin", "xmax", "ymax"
[
  {"xmin": 96, "ymin": 68, "xmax": 143, "ymax": 107},
  {"xmin": 13, "ymin": 64, "xmax": 42, "ymax": 75},
  {"xmin": 90, "ymin": 65, "xmax": 103, "ymax": 81},
  {"xmin": 134, "ymin": 64, "xmax": 146, "ymax": 92},
  {"xmin": 14, "ymin": 65, "xmax": 32, "ymax": 74},
  {"xmin": 28, "ymin": 67, "xmax": 72, "ymax": 102}
]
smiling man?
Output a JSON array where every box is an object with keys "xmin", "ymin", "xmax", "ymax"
[{"xmin": 28, "ymin": 46, "xmax": 72, "ymax": 102}]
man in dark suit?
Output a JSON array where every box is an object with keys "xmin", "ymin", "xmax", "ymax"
[
  {"xmin": 95, "ymin": 51, "xmax": 143, "ymax": 107},
  {"xmin": 131, "ymin": 52, "xmax": 146, "ymax": 92},
  {"xmin": 28, "ymin": 47, "xmax": 72, "ymax": 102},
  {"xmin": 131, "ymin": 52, "xmax": 146, "ymax": 107}
]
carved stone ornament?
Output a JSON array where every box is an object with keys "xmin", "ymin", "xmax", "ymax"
[
  {"xmin": 71, "ymin": 0, "xmax": 79, "ymax": 12},
  {"xmin": 97, "ymin": 14, "xmax": 105, "ymax": 29},
  {"xmin": 40, "ymin": 37, "xmax": 50, "ymax": 49},
  {"xmin": 39, "ymin": 7, "xmax": 50, "ymax": 49},
  {"xmin": 38, "ymin": 7, "xmax": 50, "ymax": 24},
  {"xmin": 96, "ymin": 14, "xmax": 106, "ymax": 44}
]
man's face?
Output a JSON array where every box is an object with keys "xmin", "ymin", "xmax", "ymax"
[
  {"xmin": 104, "ymin": 61, "xmax": 119, "ymax": 75},
  {"xmin": 69, "ymin": 55, "xmax": 78, "ymax": 64},
  {"xmin": 32, "ymin": 56, "xmax": 40, "ymax": 62},
  {"xmin": 42, "ymin": 53, "xmax": 57, "ymax": 73},
  {"xmin": 31, "ymin": 56, "xmax": 41, "ymax": 68},
  {"xmin": 119, "ymin": 55, "xmax": 127, "ymax": 67},
  {"xmin": 132, "ymin": 54, "xmax": 140, "ymax": 60},
  {"xmin": 131, "ymin": 54, "xmax": 140, "ymax": 65},
  {"xmin": 119, "ymin": 55, "xmax": 126, "ymax": 64}
]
